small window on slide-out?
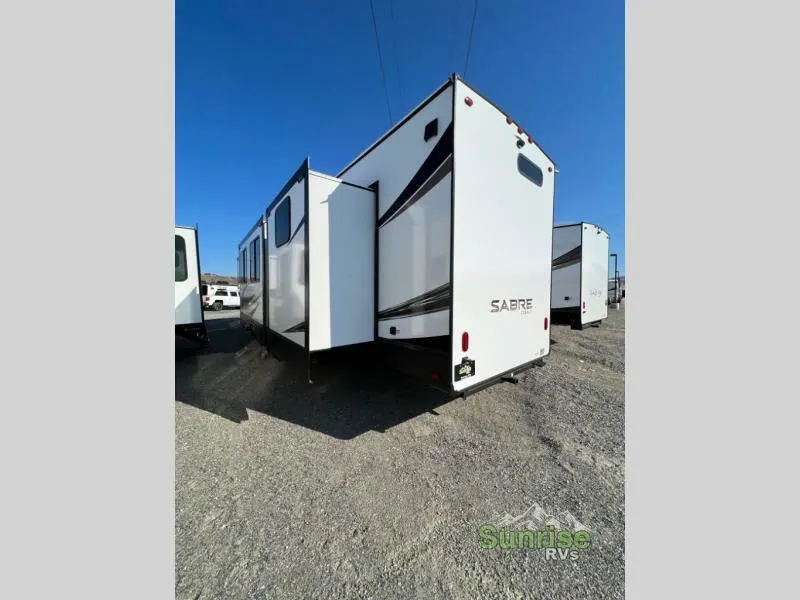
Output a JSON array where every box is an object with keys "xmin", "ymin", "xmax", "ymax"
[
  {"xmin": 275, "ymin": 197, "xmax": 291, "ymax": 248},
  {"xmin": 175, "ymin": 235, "xmax": 188, "ymax": 282},
  {"xmin": 230, "ymin": 291, "xmax": 238, "ymax": 297},
  {"xmin": 517, "ymin": 154, "xmax": 544, "ymax": 187}
]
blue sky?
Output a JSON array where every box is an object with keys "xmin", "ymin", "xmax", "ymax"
[{"xmin": 177, "ymin": 0, "xmax": 624, "ymax": 275}]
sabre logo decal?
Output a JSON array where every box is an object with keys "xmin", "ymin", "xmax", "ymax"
[{"xmin": 490, "ymin": 298, "xmax": 533, "ymax": 314}]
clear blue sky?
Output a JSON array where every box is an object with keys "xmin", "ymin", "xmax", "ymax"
[{"xmin": 177, "ymin": 0, "xmax": 624, "ymax": 276}]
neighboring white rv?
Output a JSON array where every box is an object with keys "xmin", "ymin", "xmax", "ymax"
[
  {"xmin": 175, "ymin": 226, "xmax": 209, "ymax": 346},
  {"xmin": 239, "ymin": 73, "xmax": 556, "ymax": 396},
  {"xmin": 551, "ymin": 222, "xmax": 609, "ymax": 329}
]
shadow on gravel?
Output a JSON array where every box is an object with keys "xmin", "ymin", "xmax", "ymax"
[
  {"xmin": 176, "ymin": 317, "xmax": 454, "ymax": 439},
  {"xmin": 250, "ymin": 340, "xmax": 451, "ymax": 440},
  {"xmin": 175, "ymin": 316, "xmax": 251, "ymax": 423}
]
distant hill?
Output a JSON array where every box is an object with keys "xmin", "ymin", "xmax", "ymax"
[{"xmin": 201, "ymin": 273, "xmax": 241, "ymax": 285}]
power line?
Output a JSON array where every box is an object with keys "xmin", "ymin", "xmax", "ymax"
[
  {"xmin": 369, "ymin": 0, "xmax": 393, "ymax": 125},
  {"xmin": 449, "ymin": 0, "xmax": 460, "ymax": 73},
  {"xmin": 463, "ymin": 0, "xmax": 479, "ymax": 77},
  {"xmin": 389, "ymin": 0, "xmax": 403, "ymax": 107}
]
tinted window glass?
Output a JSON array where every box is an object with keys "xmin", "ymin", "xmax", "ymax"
[
  {"xmin": 518, "ymin": 154, "xmax": 544, "ymax": 187},
  {"xmin": 250, "ymin": 238, "xmax": 260, "ymax": 281},
  {"xmin": 275, "ymin": 198, "xmax": 291, "ymax": 247},
  {"xmin": 175, "ymin": 235, "xmax": 188, "ymax": 282}
]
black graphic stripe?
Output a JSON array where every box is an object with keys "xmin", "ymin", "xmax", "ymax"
[
  {"xmin": 382, "ymin": 155, "xmax": 453, "ymax": 228},
  {"xmin": 284, "ymin": 321, "xmax": 306, "ymax": 333},
  {"xmin": 288, "ymin": 217, "xmax": 305, "ymax": 244},
  {"xmin": 378, "ymin": 283, "xmax": 451, "ymax": 320},
  {"xmin": 378, "ymin": 122, "xmax": 454, "ymax": 228},
  {"xmin": 552, "ymin": 245, "xmax": 582, "ymax": 271}
]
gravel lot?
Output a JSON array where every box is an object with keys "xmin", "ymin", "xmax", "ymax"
[{"xmin": 176, "ymin": 304, "xmax": 625, "ymax": 600}]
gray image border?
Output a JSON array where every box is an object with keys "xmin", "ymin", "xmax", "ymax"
[{"xmin": 1, "ymin": 1, "xmax": 798, "ymax": 598}]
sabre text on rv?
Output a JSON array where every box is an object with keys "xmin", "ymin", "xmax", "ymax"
[{"xmin": 490, "ymin": 298, "xmax": 534, "ymax": 313}]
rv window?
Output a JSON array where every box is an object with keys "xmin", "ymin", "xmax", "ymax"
[
  {"xmin": 215, "ymin": 290, "xmax": 229, "ymax": 297},
  {"xmin": 250, "ymin": 237, "xmax": 260, "ymax": 281},
  {"xmin": 230, "ymin": 291, "xmax": 238, "ymax": 297},
  {"xmin": 175, "ymin": 235, "xmax": 188, "ymax": 282},
  {"xmin": 275, "ymin": 197, "xmax": 291, "ymax": 248},
  {"xmin": 517, "ymin": 154, "xmax": 544, "ymax": 187}
]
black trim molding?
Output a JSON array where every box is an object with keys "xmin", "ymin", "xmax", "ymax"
[{"xmin": 378, "ymin": 283, "xmax": 450, "ymax": 320}]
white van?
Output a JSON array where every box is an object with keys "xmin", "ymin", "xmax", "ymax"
[{"xmin": 201, "ymin": 284, "xmax": 241, "ymax": 311}]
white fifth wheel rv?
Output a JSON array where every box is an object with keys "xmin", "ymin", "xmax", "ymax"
[
  {"xmin": 239, "ymin": 73, "xmax": 556, "ymax": 396},
  {"xmin": 551, "ymin": 222, "xmax": 610, "ymax": 329},
  {"xmin": 175, "ymin": 225, "xmax": 209, "ymax": 346}
]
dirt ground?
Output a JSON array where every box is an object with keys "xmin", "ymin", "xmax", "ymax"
[{"xmin": 176, "ymin": 304, "xmax": 625, "ymax": 600}]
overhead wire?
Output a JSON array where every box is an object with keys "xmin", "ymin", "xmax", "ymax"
[
  {"xmin": 389, "ymin": 0, "xmax": 403, "ymax": 108},
  {"xmin": 369, "ymin": 0, "xmax": 393, "ymax": 125},
  {"xmin": 463, "ymin": 0, "xmax": 479, "ymax": 77}
]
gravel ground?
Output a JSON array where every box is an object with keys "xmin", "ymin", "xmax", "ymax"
[{"xmin": 176, "ymin": 304, "xmax": 625, "ymax": 600}]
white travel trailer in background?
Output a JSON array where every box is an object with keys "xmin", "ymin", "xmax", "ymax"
[
  {"xmin": 175, "ymin": 225, "xmax": 209, "ymax": 346},
  {"xmin": 238, "ymin": 73, "xmax": 556, "ymax": 397},
  {"xmin": 551, "ymin": 222, "xmax": 610, "ymax": 329}
]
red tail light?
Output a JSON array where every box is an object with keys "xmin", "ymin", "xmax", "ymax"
[
  {"xmin": 544, "ymin": 317, "xmax": 549, "ymax": 331},
  {"xmin": 203, "ymin": 296, "xmax": 209, "ymax": 302},
  {"xmin": 461, "ymin": 331, "xmax": 469, "ymax": 352}
]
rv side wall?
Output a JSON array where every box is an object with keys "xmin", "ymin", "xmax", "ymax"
[
  {"xmin": 175, "ymin": 227, "xmax": 203, "ymax": 327},
  {"xmin": 267, "ymin": 175, "xmax": 307, "ymax": 348},
  {"xmin": 307, "ymin": 172, "xmax": 375, "ymax": 352},
  {"xmin": 238, "ymin": 223, "xmax": 265, "ymax": 328},
  {"xmin": 580, "ymin": 224, "xmax": 609, "ymax": 324},
  {"xmin": 450, "ymin": 78, "xmax": 555, "ymax": 392},
  {"xmin": 339, "ymin": 84, "xmax": 454, "ymax": 341}
]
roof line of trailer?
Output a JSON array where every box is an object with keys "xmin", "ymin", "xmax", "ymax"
[
  {"xmin": 264, "ymin": 158, "xmax": 310, "ymax": 219},
  {"xmin": 237, "ymin": 215, "xmax": 266, "ymax": 249},
  {"xmin": 451, "ymin": 73, "xmax": 558, "ymax": 169},
  {"xmin": 336, "ymin": 77, "xmax": 455, "ymax": 178}
]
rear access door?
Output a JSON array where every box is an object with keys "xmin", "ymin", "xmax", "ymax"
[
  {"xmin": 449, "ymin": 78, "xmax": 556, "ymax": 393},
  {"xmin": 580, "ymin": 223, "xmax": 609, "ymax": 325}
]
